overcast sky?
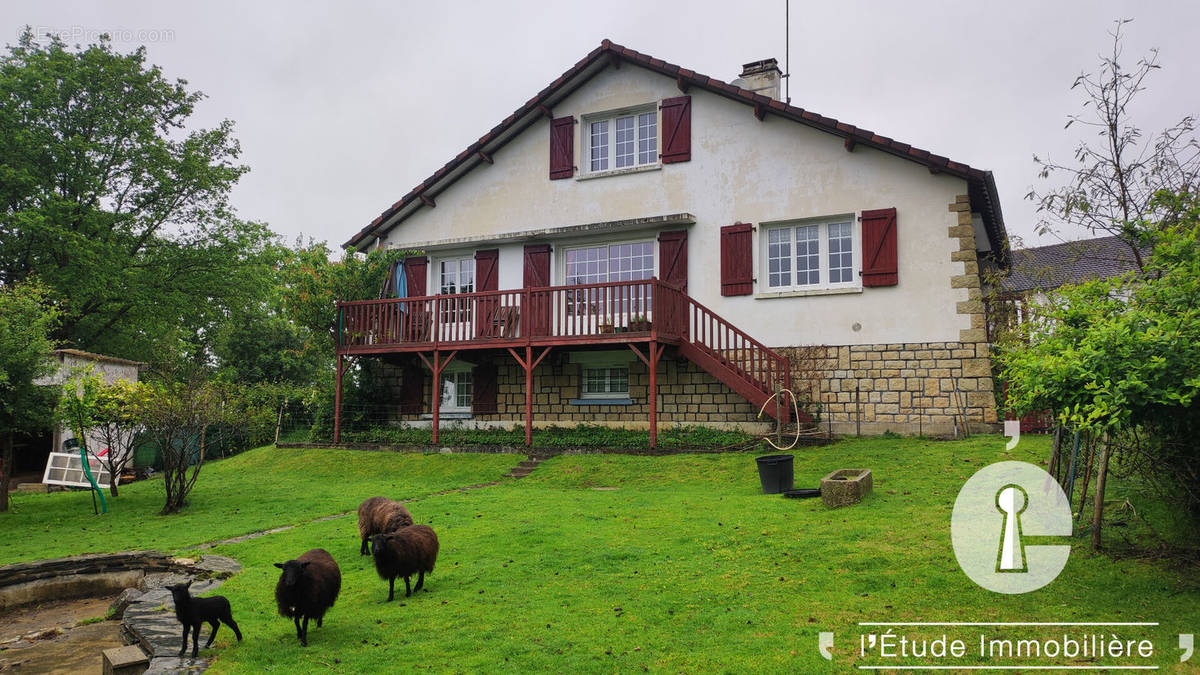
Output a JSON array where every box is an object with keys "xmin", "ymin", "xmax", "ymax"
[{"xmin": 5, "ymin": 1, "xmax": 1199, "ymax": 252}]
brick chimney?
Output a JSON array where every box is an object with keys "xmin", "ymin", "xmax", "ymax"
[{"xmin": 738, "ymin": 58, "xmax": 782, "ymax": 101}]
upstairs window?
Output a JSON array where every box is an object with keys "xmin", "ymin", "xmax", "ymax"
[
  {"xmin": 587, "ymin": 109, "xmax": 657, "ymax": 172},
  {"xmin": 763, "ymin": 218, "xmax": 858, "ymax": 291}
]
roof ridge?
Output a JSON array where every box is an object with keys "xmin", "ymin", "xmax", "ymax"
[{"xmin": 347, "ymin": 39, "xmax": 1005, "ymax": 252}]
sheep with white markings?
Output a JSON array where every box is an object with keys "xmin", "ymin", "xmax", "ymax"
[
  {"xmin": 274, "ymin": 548, "xmax": 341, "ymax": 647},
  {"xmin": 357, "ymin": 496, "xmax": 414, "ymax": 555},
  {"xmin": 370, "ymin": 524, "xmax": 439, "ymax": 601}
]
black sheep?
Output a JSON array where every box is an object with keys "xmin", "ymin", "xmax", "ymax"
[
  {"xmin": 357, "ymin": 496, "xmax": 414, "ymax": 555},
  {"xmin": 274, "ymin": 548, "xmax": 341, "ymax": 647},
  {"xmin": 370, "ymin": 524, "xmax": 439, "ymax": 601},
  {"xmin": 165, "ymin": 580, "xmax": 243, "ymax": 658}
]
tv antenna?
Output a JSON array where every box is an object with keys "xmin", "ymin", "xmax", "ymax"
[{"xmin": 784, "ymin": 0, "xmax": 791, "ymax": 104}]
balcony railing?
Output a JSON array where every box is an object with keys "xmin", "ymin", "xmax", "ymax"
[
  {"xmin": 337, "ymin": 279, "xmax": 680, "ymax": 349},
  {"xmin": 336, "ymin": 277, "xmax": 789, "ymax": 400}
]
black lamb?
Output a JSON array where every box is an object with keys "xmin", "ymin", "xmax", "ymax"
[
  {"xmin": 274, "ymin": 548, "xmax": 341, "ymax": 647},
  {"xmin": 165, "ymin": 580, "xmax": 243, "ymax": 658},
  {"xmin": 357, "ymin": 496, "xmax": 414, "ymax": 555},
  {"xmin": 370, "ymin": 524, "xmax": 439, "ymax": 601}
]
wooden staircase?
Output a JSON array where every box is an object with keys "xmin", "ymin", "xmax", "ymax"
[{"xmin": 660, "ymin": 286, "xmax": 801, "ymax": 423}]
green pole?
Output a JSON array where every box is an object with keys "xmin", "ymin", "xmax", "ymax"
[{"xmin": 79, "ymin": 444, "xmax": 107, "ymax": 515}]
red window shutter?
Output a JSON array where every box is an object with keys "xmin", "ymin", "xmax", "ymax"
[
  {"xmin": 861, "ymin": 207, "xmax": 898, "ymax": 287},
  {"xmin": 474, "ymin": 249, "xmax": 499, "ymax": 291},
  {"xmin": 404, "ymin": 256, "xmax": 428, "ymax": 297},
  {"xmin": 471, "ymin": 364, "xmax": 498, "ymax": 414},
  {"xmin": 660, "ymin": 96, "xmax": 692, "ymax": 164},
  {"xmin": 523, "ymin": 244, "xmax": 552, "ymax": 336},
  {"xmin": 400, "ymin": 363, "xmax": 425, "ymax": 414},
  {"xmin": 657, "ymin": 229, "xmax": 688, "ymax": 292},
  {"xmin": 474, "ymin": 249, "xmax": 500, "ymax": 338},
  {"xmin": 549, "ymin": 116, "xmax": 575, "ymax": 180},
  {"xmin": 720, "ymin": 223, "xmax": 753, "ymax": 296},
  {"xmin": 522, "ymin": 244, "xmax": 551, "ymax": 287}
]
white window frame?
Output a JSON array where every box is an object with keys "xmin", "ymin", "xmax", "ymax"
[
  {"xmin": 435, "ymin": 254, "xmax": 475, "ymax": 325},
  {"xmin": 559, "ymin": 239, "xmax": 656, "ymax": 319},
  {"xmin": 760, "ymin": 215, "xmax": 861, "ymax": 293},
  {"xmin": 570, "ymin": 352, "xmax": 633, "ymax": 400},
  {"xmin": 438, "ymin": 363, "xmax": 473, "ymax": 413},
  {"xmin": 582, "ymin": 105, "xmax": 659, "ymax": 174},
  {"xmin": 560, "ymin": 239, "xmax": 657, "ymax": 285}
]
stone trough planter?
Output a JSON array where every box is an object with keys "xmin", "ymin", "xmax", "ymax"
[{"xmin": 820, "ymin": 468, "xmax": 873, "ymax": 508}]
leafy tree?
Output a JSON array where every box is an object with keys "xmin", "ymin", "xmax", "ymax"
[
  {"xmin": 60, "ymin": 374, "xmax": 142, "ymax": 497},
  {"xmin": 1000, "ymin": 191, "xmax": 1200, "ymax": 546},
  {"xmin": 0, "ymin": 30, "xmax": 275, "ymax": 364},
  {"xmin": 1027, "ymin": 20, "xmax": 1199, "ymax": 269},
  {"xmin": 131, "ymin": 377, "xmax": 222, "ymax": 514},
  {"xmin": 278, "ymin": 242, "xmax": 407, "ymax": 351},
  {"xmin": 132, "ymin": 374, "xmax": 277, "ymax": 514},
  {"xmin": 0, "ymin": 281, "xmax": 59, "ymax": 512}
]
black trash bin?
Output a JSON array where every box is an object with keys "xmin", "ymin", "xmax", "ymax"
[{"xmin": 755, "ymin": 454, "xmax": 794, "ymax": 494}]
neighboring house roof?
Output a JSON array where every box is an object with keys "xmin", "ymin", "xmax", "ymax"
[
  {"xmin": 999, "ymin": 235, "xmax": 1145, "ymax": 294},
  {"xmin": 347, "ymin": 39, "xmax": 1007, "ymax": 257},
  {"xmin": 53, "ymin": 349, "xmax": 148, "ymax": 368}
]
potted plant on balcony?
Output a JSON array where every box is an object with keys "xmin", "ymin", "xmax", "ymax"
[
  {"xmin": 599, "ymin": 320, "xmax": 615, "ymax": 334},
  {"xmin": 629, "ymin": 315, "xmax": 651, "ymax": 332}
]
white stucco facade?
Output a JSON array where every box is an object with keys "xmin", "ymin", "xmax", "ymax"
[{"xmin": 376, "ymin": 64, "xmax": 979, "ymax": 348}]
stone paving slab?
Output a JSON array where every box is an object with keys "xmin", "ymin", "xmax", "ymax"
[{"xmin": 118, "ymin": 555, "xmax": 241, "ymax": 675}]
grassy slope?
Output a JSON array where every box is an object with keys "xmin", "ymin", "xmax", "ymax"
[
  {"xmin": 2, "ymin": 439, "xmax": 1196, "ymax": 672},
  {"xmin": 0, "ymin": 448, "xmax": 520, "ymax": 562},
  {"xmin": 163, "ymin": 437, "xmax": 1198, "ymax": 673}
]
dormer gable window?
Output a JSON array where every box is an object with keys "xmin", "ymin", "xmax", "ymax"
[{"xmin": 586, "ymin": 107, "xmax": 658, "ymax": 173}]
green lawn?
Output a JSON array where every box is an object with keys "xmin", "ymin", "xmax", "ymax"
[
  {"xmin": 2, "ymin": 438, "xmax": 1197, "ymax": 672},
  {"xmin": 0, "ymin": 448, "xmax": 519, "ymax": 561}
]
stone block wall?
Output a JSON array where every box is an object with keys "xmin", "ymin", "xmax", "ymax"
[{"xmin": 374, "ymin": 350, "xmax": 766, "ymax": 431}]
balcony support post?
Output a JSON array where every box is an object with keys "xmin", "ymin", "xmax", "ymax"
[
  {"xmin": 333, "ymin": 354, "xmax": 345, "ymax": 444},
  {"xmin": 628, "ymin": 341, "xmax": 663, "ymax": 449},
  {"xmin": 508, "ymin": 346, "xmax": 553, "ymax": 447},
  {"xmin": 417, "ymin": 350, "xmax": 457, "ymax": 446}
]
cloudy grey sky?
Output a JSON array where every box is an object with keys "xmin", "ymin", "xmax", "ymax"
[{"xmin": 6, "ymin": 1, "xmax": 1199, "ymax": 252}]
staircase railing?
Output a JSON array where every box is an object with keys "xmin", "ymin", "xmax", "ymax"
[{"xmin": 668, "ymin": 285, "xmax": 791, "ymax": 400}]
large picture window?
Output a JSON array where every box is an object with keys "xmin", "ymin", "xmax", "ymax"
[
  {"xmin": 564, "ymin": 241, "xmax": 654, "ymax": 316},
  {"xmin": 763, "ymin": 218, "xmax": 858, "ymax": 291},
  {"xmin": 587, "ymin": 109, "xmax": 657, "ymax": 172}
]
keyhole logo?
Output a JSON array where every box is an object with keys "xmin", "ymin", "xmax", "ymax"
[
  {"xmin": 996, "ymin": 485, "xmax": 1028, "ymax": 573},
  {"xmin": 952, "ymin": 462, "xmax": 1071, "ymax": 594}
]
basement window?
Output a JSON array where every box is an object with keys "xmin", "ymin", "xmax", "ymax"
[
  {"xmin": 582, "ymin": 365, "xmax": 629, "ymax": 398},
  {"xmin": 570, "ymin": 351, "xmax": 634, "ymax": 400},
  {"xmin": 439, "ymin": 368, "xmax": 472, "ymax": 413}
]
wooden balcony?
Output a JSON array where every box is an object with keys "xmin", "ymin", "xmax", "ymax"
[{"xmin": 333, "ymin": 279, "xmax": 793, "ymax": 447}]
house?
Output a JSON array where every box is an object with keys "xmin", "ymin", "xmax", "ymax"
[
  {"xmin": 988, "ymin": 235, "xmax": 1145, "ymax": 337},
  {"xmin": 31, "ymin": 349, "xmax": 146, "ymax": 487},
  {"xmin": 988, "ymin": 235, "xmax": 1145, "ymax": 434},
  {"xmin": 335, "ymin": 40, "xmax": 1008, "ymax": 446}
]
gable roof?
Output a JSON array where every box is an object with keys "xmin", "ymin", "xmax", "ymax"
[
  {"xmin": 999, "ymin": 235, "xmax": 1145, "ymax": 294},
  {"xmin": 347, "ymin": 39, "xmax": 1008, "ymax": 258}
]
